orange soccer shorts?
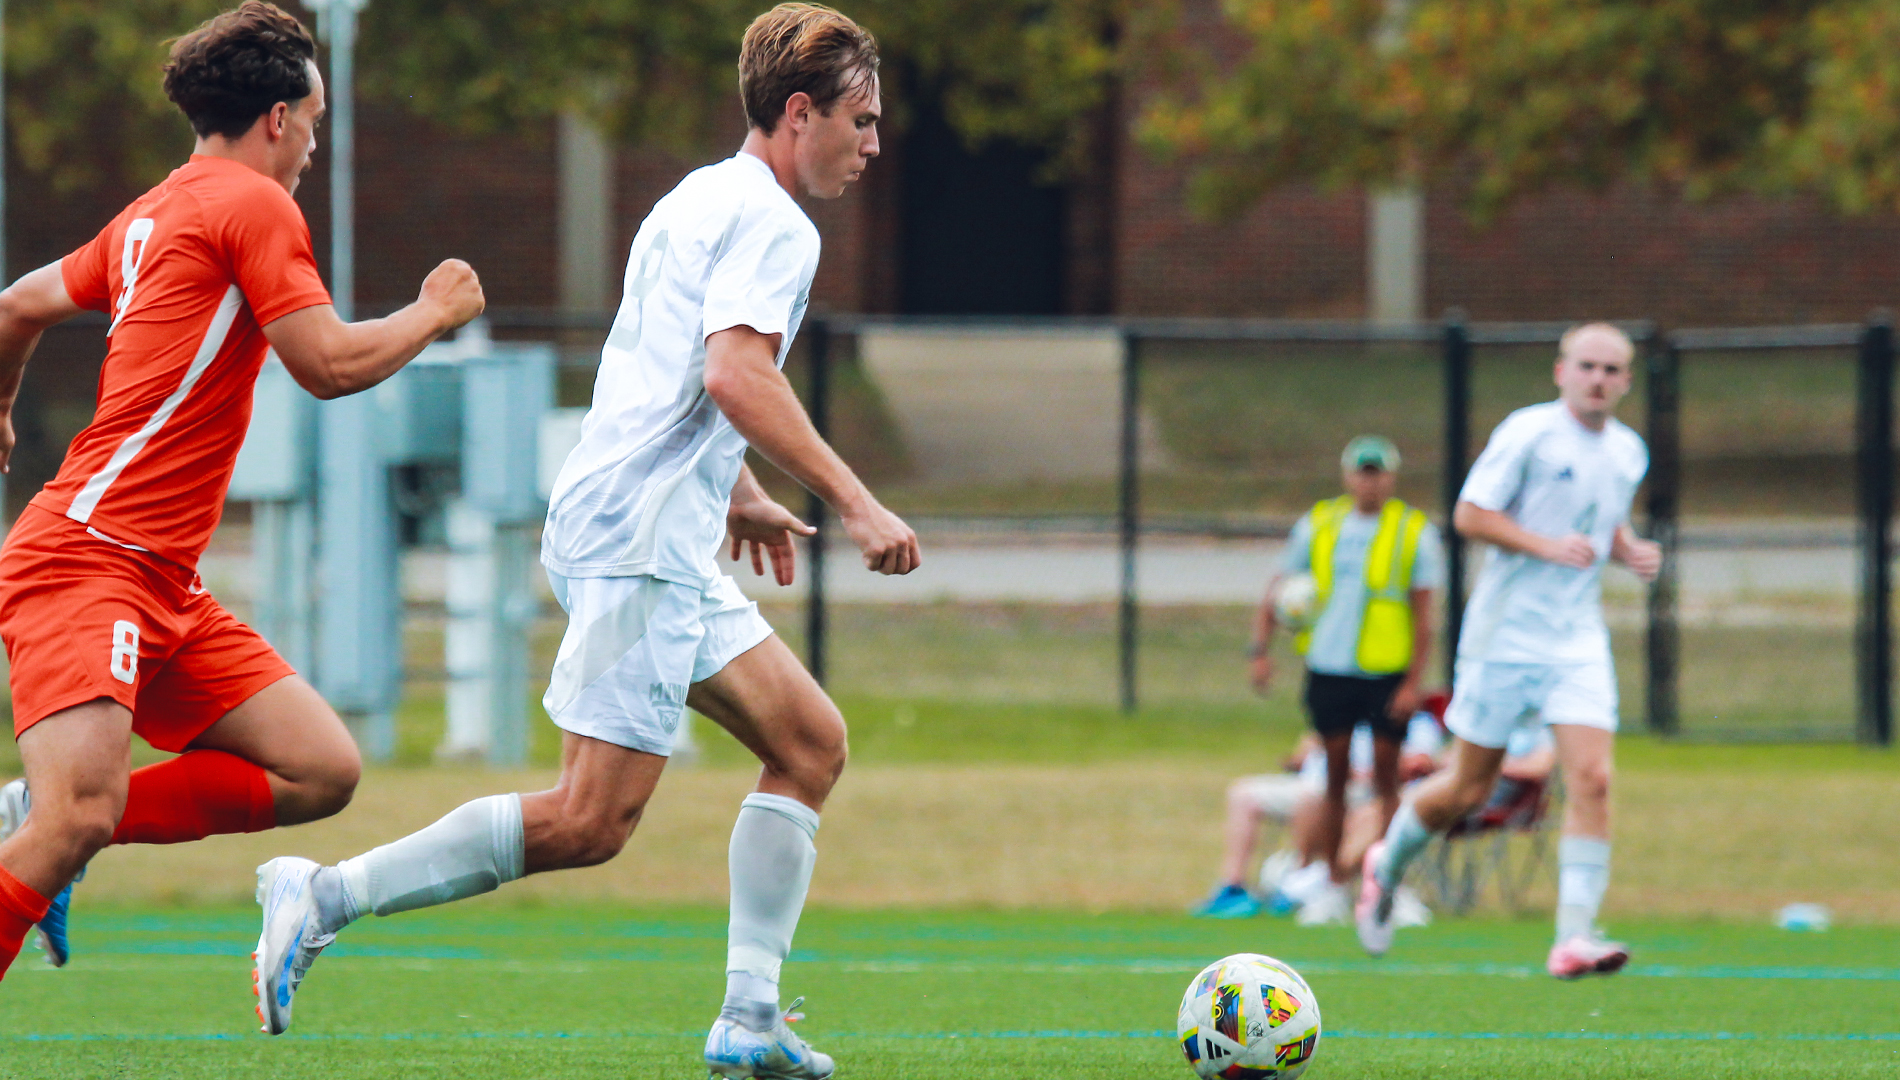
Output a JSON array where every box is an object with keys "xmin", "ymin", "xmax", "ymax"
[{"xmin": 0, "ymin": 506, "xmax": 293, "ymax": 752}]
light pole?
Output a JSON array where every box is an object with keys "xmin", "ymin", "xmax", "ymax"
[
  {"xmin": 308, "ymin": 0, "xmax": 364, "ymax": 318},
  {"xmin": 304, "ymin": 0, "xmax": 399, "ymax": 761}
]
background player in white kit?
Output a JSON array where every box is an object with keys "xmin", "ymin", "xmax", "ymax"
[
  {"xmin": 1355, "ymin": 323, "xmax": 1663, "ymax": 979},
  {"xmin": 251, "ymin": 7, "xmax": 915, "ymax": 1077}
]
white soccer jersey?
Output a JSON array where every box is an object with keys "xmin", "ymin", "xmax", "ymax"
[
  {"xmin": 1455, "ymin": 400, "xmax": 1648, "ymax": 665},
  {"xmin": 542, "ymin": 153, "xmax": 820, "ymax": 586}
]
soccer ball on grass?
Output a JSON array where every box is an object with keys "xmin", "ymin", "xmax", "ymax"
[{"xmin": 1177, "ymin": 953, "xmax": 1322, "ymax": 1080}]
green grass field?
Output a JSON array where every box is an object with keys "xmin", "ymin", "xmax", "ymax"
[{"xmin": 2, "ymin": 905, "xmax": 1894, "ymax": 1079}]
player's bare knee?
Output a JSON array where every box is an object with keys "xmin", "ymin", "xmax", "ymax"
[
  {"xmin": 800, "ymin": 735, "xmax": 848, "ymax": 803},
  {"xmin": 1568, "ymin": 760, "xmax": 1613, "ymax": 805},
  {"xmin": 762, "ymin": 710, "xmax": 846, "ymax": 801},
  {"xmin": 302, "ymin": 770, "xmax": 357, "ymax": 821},
  {"xmin": 54, "ymin": 800, "xmax": 121, "ymax": 862},
  {"xmin": 1224, "ymin": 780, "xmax": 1252, "ymax": 810},
  {"xmin": 314, "ymin": 746, "xmax": 363, "ymax": 814},
  {"xmin": 546, "ymin": 802, "xmax": 640, "ymax": 868},
  {"xmin": 1448, "ymin": 776, "xmax": 1493, "ymax": 816},
  {"xmin": 569, "ymin": 817, "xmax": 634, "ymax": 868}
]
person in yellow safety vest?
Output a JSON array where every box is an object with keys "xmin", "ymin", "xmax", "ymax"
[{"xmin": 1197, "ymin": 435, "xmax": 1442, "ymax": 921}]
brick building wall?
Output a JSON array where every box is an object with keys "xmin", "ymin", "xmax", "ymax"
[{"xmin": 1425, "ymin": 185, "xmax": 1900, "ymax": 327}]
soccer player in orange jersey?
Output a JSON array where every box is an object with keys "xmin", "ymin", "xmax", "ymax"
[{"xmin": 0, "ymin": 1, "xmax": 484, "ymax": 982}]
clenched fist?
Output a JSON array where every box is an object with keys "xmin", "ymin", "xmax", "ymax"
[{"xmin": 420, "ymin": 259, "xmax": 485, "ymax": 331}]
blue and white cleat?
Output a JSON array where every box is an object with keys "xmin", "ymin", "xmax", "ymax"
[
  {"xmin": 253, "ymin": 856, "xmax": 335, "ymax": 1035},
  {"xmin": 35, "ymin": 883, "xmax": 74, "ymax": 968},
  {"xmin": 0, "ymin": 778, "xmax": 77, "ymax": 968},
  {"xmin": 705, "ymin": 997, "xmax": 836, "ymax": 1079}
]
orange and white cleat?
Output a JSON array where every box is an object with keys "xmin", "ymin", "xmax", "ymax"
[{"xmin": 1546, "ymin": 935, "xmax": 1631, "ymax": 980}]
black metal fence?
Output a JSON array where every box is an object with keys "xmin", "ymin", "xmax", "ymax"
[
  {"xmin": 787, "ymin": 312, "xmax": 1893, "ymax": 745},
  {"xmin": 16, "ymin": 308, "xmax": 1884, "ymax": 748}
]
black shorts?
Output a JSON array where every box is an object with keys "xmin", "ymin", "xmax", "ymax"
[{"xmin": 1303, "ymin": 671, "xmax": 1407, "ymax": 741}]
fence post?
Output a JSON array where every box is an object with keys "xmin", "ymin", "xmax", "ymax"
[
  {"xmin": 1118, "ymin": 329, "xmax": 1141, "ymax": 713},
  {"xmin": 1644, "ymin": 334, "xmax": 1681, "ymax": 737},
  {"xmin": 1856, "ymin": 315, "xmax": 1894, "ymax": 746},
  {"xmin": 1440, "ymin": 315, "xmax": 1470, "ymax": 684},
  {"xmin": 805, "ymin": 320, "xmax": 831, "ymax": 687}
]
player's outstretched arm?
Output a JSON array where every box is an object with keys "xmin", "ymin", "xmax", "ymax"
[
  {"xmin": 265, "ymin": 259, "xmax": 486, "ymax": 400},
  {"xmin": 704, "ymin": 324, "xmax": 919, "ymax": 575},
  {"xmin": 0, "ymin": 263, "xmax": 86, "ymax": 474},
  {"xmin": 1453, "ymin": 500, "xmax": 1595, "ymax": 569}
]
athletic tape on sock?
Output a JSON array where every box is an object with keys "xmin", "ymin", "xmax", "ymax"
[{"xmin": 726, "ymin": 796, "xmax": 820, "ymax": 986}]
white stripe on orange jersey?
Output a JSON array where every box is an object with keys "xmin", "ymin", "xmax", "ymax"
[{"xmin": 68, "ymin": 284, "xmax": 244, "ymax": 525}]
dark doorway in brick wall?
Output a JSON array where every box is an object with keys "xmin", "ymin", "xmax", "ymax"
[{"xmin": 898, "ymin": 95, "xmax": 1065, "ymax": 314}]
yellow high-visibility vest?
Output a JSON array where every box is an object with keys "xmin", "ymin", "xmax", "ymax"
[{"xmin": 1295, "ymin": 495, "xmax": 1428, "ymax": 674}]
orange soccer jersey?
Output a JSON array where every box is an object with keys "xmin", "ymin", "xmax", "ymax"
[
  {"xmin": 38, "ymin": 153, "xmax": 331, "ymax": 566},
  {"xmin": 0, "ymin": 155, "xmax": 327, "ymax": 740}
]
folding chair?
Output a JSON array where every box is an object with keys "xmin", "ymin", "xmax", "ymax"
[{"xmin": 1416, "ymin": 772, "xmax": 1562, "ymax": 916}]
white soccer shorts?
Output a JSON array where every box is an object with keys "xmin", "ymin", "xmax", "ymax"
[
  {"xmin": 1443, "ymin": 659, "xmax": 1619, "ymax": 750},
  {"xmin": 542, "ymin": 571, "xmax": 774, "ymax": 756}
]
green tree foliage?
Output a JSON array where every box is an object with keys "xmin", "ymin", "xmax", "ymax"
[
  {"xmin": 1142, "ymin": 0, "xmax": 1900, "ymax": 219},
  {"xmin": 7, "ymin": 0, "xmax": 221, "ymax": 192},
  {"xmin": 3, "ymin": 1, "xmax": 1158, "ymax": 193},
  {"xmin": 355, "ymin": 0, "xmax": 754, "ymax": 153},
  {"xmin": 356, "ymin": 0, "xmax": 1162, "ymax": 175}
]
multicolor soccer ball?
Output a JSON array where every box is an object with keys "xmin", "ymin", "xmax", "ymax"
[
  {"xmin": 1273, "ymin": 573, "xmax": 1320, "ymax": 634},
  {"xmin": 1177, "ymin": 953, "xmax": 1322, "ymax": 1080}
]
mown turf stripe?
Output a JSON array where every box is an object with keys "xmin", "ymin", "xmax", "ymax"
[
  {"xmin": 3, "ymin": 1030, "xmax": 1897, "ymax": 1044},
  {"xmin": 52, "ymin": 944, "xmax": 1900, "ymax": 982}
]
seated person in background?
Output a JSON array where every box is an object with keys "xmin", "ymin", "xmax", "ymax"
[
  {"xmin": 1195, "ymin": 711, "xmax": 1441, "ymax": 919},
  {"xmin": 1336, "ymin": 723, "xmax": 1556, "ymax": 897}
]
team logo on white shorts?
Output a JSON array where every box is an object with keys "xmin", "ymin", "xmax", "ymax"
[{"xmin": 648, "ymin": 682, "xmax": 687, "ymax": 732}]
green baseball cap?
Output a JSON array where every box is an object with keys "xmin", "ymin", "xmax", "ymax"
[{"xmin": 1341, "ymin": 434, "xmax": 1401, "ymax": 472}]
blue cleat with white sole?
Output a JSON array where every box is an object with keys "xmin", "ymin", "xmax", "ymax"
[
  {"xmin": 253, "ymin": 856, "xmax": 335, "ymax": 1035},
  {"xmin": 0, "ymin": 778, "xmax": 79, "ymax": 968},
  {"xmin": 705, "ymin": 997, "xmax": 836, "ymax": 1079}
]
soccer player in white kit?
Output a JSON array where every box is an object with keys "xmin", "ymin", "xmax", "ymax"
[
  {"xmin": 1354, "ymin": 323, "xmax": 1662, "ymax": 979},
  {"xmin": 250, "ymin": 7, "xmax": 917, "ymax": 1075}
]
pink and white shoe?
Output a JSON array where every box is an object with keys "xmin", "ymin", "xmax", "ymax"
[
  {"xmin": 1546, "ymin": 935, "xmax": 1630, "ymax": 980},
  {"xmin": 1354, "ymin": 840, "xmax": 1396, "ymax": 956}
]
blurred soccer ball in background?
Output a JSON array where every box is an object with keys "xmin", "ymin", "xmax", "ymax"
[
  {"xmin": 1273, "ymin": 573, "xmax": 1320, "ymax": 635},
  {"xmin": 1177, "ymin": 953, "xmax": 1322, "ymax": 1080}
]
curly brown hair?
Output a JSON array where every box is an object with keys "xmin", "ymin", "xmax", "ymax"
[
  {"xmin": 163, "ymin": 2, "xmax": 318, "ymax": 140},
  {"xmin": 739, "ymin": 4, "xmax": 879, "ymax": 134}
]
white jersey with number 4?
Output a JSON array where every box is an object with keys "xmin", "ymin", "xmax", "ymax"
[
  {"xmin": 1456, "ymin": 401, "xmax": 1648, "ymax": 666},
  {"xmin": 541, "ymin": 153, "xmax": 820, "ymax": 588}
]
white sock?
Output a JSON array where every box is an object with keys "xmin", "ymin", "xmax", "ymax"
[
  {"xmin": 1556, "ymin": 836, "xmax": 1611, "ymax": 942},
  {"xmin": 1375, "ymin": 802, "xmax": 1434, "ymax": 892},
  {"xmin": 722, "ymin": 792, "xmax": 820, "ymax": 1031},
  {"xmin": 332, "ymin": 794, "xmax": 525, "ymax": 924}
]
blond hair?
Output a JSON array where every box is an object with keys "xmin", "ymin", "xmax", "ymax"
[
  {"xmin": 1559, "ymin": 321, "xmax": 1635, "ymax": 363},
  {"xmin": 739, "ymin": 4, "xmax": 879, "ymax": 133}
]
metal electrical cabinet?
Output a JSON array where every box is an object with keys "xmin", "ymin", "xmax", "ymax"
[{"xmin": 230, "ymin": 328, "xmax": 557, "ymax": 765}]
